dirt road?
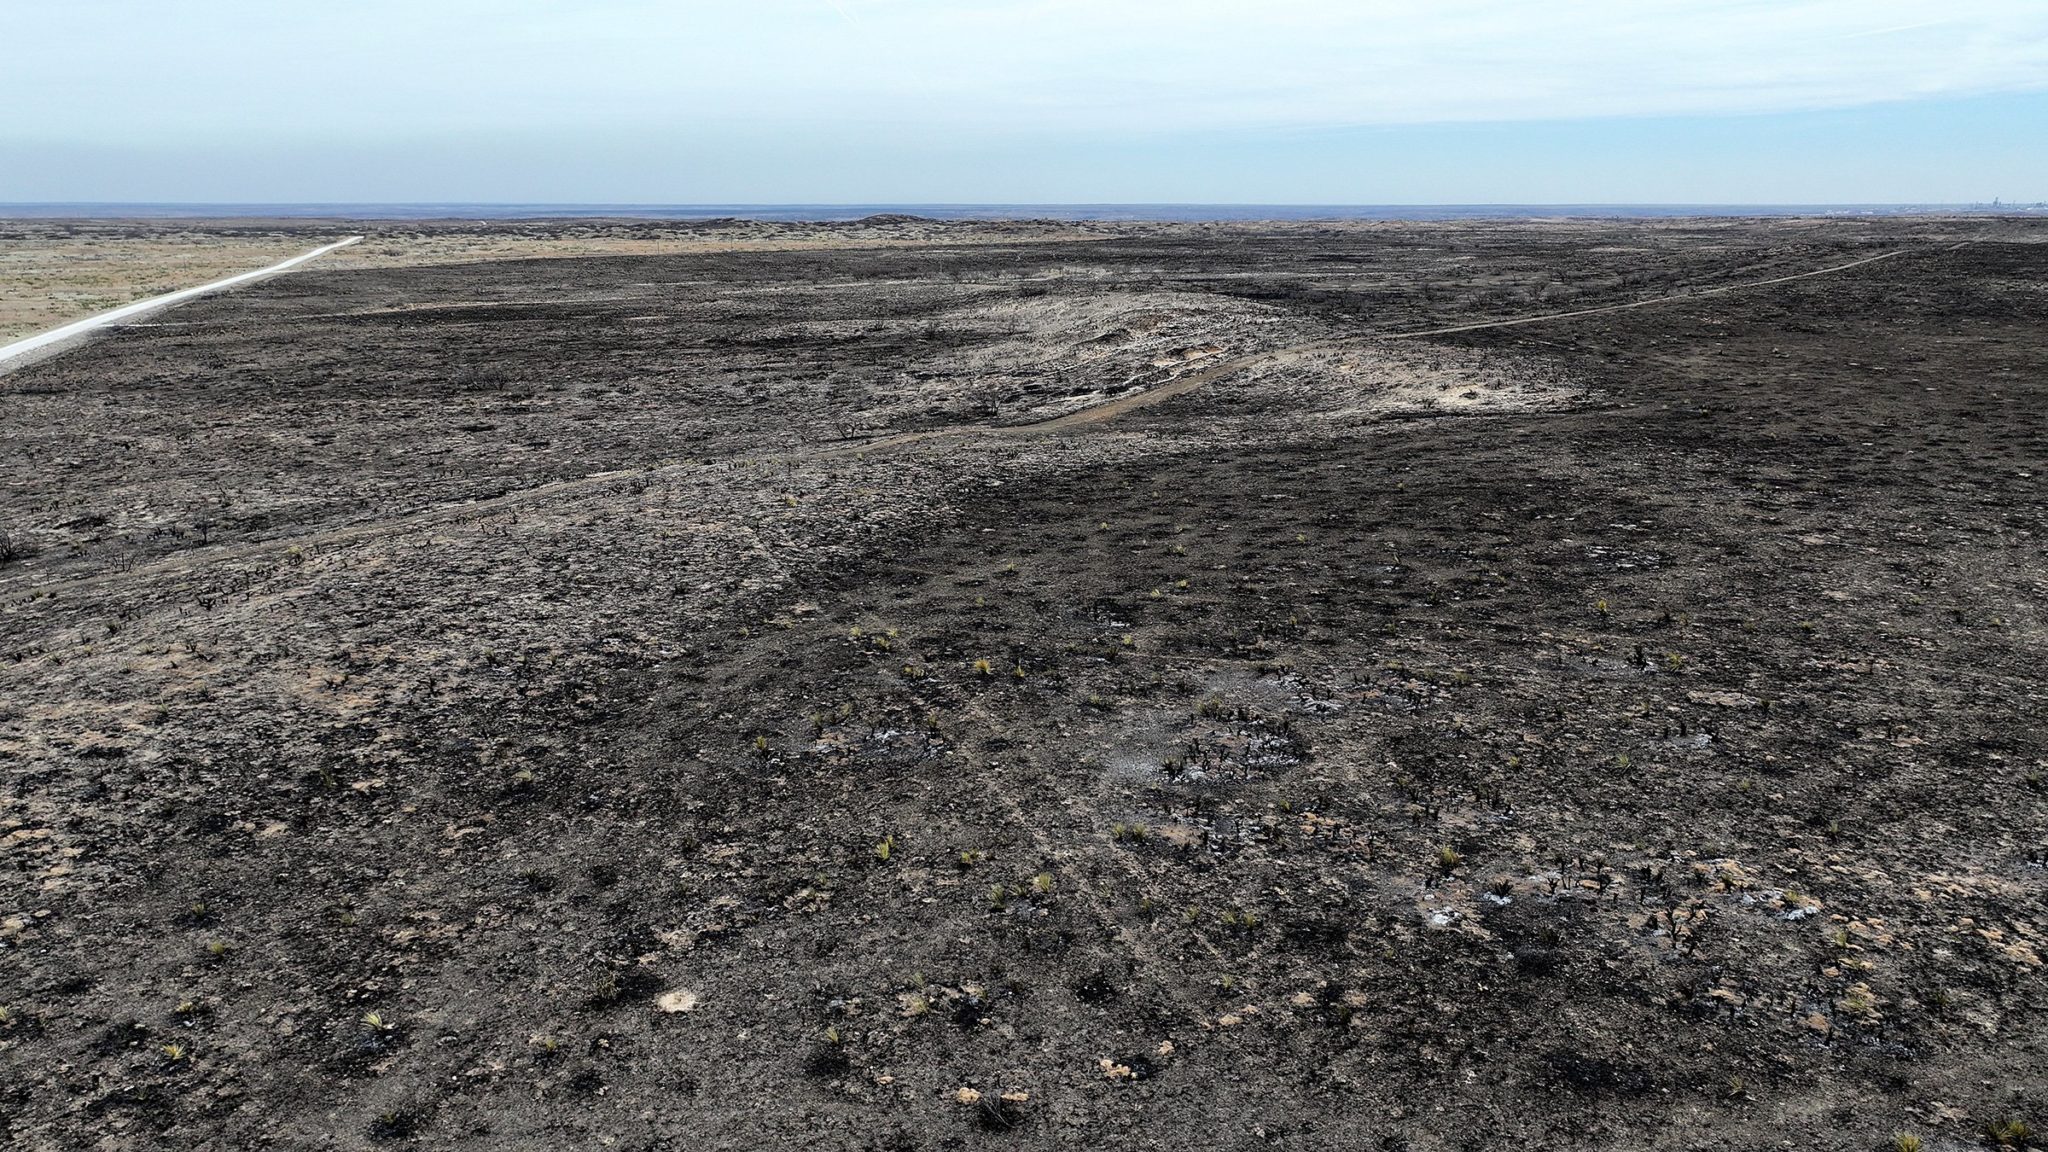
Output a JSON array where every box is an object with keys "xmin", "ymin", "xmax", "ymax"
[{"xmin": 0, "ymin": 236, "xmax": 364, "ymax": 372}]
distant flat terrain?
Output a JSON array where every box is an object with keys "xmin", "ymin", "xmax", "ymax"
[
  {"xmin": 0, "ymin": 217, "xmax": 1108, "ymax": 345},
  {"xmin": 0, "ymin": 216, "xmax": 2043, "ymax": 1150}
]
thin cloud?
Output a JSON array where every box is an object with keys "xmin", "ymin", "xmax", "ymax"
[
  {"xmin": 1838, "ymin": 19, "xmax": 1956, "ymax": 38},
  {"xmin": 6, "ymin": 0, "xmax": 2046, "ymax": 142}
]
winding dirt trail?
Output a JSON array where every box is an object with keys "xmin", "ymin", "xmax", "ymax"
[{"xmin": 0, "ymin": 246, "xmax": 1910, "ymax": 610}]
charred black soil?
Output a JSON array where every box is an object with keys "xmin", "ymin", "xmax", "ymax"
[{"xmin": 2, "ymin": 216, "xmax": 2044, "ymax": 1150}]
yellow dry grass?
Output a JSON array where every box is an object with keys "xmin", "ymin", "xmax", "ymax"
[{"xmin": 0, "ymin": 232, "xmax": 314, "ymax": 344}]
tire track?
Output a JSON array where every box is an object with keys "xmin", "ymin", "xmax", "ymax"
[{"xmin": 0, "ymin": 246, "xmax": 1911, "ymax": 610}]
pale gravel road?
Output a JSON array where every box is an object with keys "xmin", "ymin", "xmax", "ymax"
[{"xmin": 0, "ymin": 234, "xmax": 363, "ymax": 372}]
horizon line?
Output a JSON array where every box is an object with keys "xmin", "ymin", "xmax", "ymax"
[
  {"xmin": 4, "ymin": 199, "xmax": 2037, "ymax": 207},
  {"xmin": 4, "ymin": 200, "xmax": 2043, "ymax": 225}
]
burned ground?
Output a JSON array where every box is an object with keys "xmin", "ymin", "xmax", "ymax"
[{"xmin": 1, "ymin": 217, "xmax": 2044, "ymax": 1150}]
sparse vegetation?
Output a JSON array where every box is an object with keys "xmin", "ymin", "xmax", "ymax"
[{"xmin": 1986, "ymin": 1119, "xmax": 2035, "ymax": 1149}]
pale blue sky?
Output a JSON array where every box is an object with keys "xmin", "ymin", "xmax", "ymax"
[{"xmin": 4, "ymin": 0, "xmax": 2044, "ymax": 203}]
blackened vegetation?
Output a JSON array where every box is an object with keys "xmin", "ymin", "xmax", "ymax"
[{"xmin": 0, "ymin": 217, "xmax": 2043, "ymax": 1149}]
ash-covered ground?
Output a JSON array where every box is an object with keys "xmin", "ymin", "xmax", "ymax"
[{"xmin": 1, "ymin": 216, "xmax": 2044, "ymax": 1150}]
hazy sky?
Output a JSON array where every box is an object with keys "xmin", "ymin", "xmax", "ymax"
[{"xmin": 5, "ymin": 0, "xmax": 2045, "ymax": 203}]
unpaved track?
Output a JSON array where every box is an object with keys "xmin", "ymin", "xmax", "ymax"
[
  {"xmin": 0, "ymin": 246, "xmax": 1911, "ymax": 610},
  {"xmin": 1381, "ymin": 248, "xmax": 1904, "ymax": 340},
  {"xmin": 0, "ymin": 236, "xmax": 364, "ymax": 372}
]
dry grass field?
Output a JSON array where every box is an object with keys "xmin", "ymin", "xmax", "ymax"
[
  {"xmin": 0, "ymin": 217, "xmax": 1111, "ymax": 346},
  {"xmin": 0, "ymin": 226, "xmax": 316, "ymax": 344}
]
